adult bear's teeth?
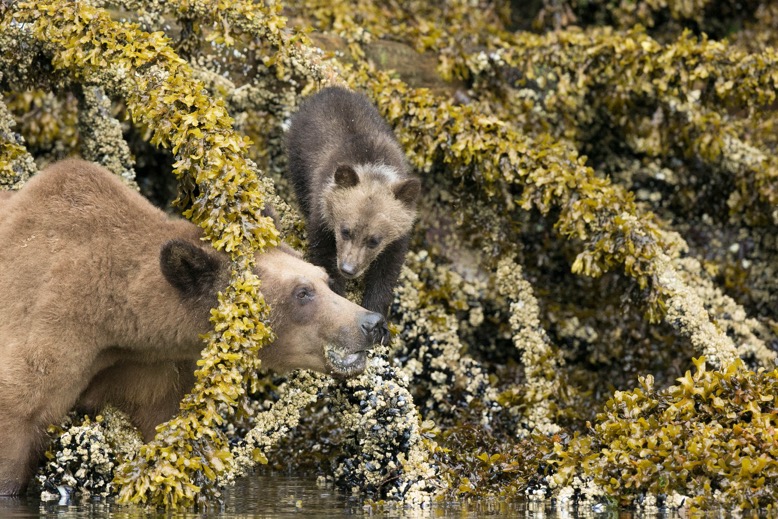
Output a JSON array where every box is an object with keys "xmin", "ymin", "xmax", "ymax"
[
  {"xmin": 329, "ymin": 351, "xmax": 362, "ymax": 366},
  {"xmin": 344, "ymin": 353, "xmax": 361, "ymax": 365},
  {"xmin": 326, "ymin": 349, "xmax": 365, "ymax": 369}
]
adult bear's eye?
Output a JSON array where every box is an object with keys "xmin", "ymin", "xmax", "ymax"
[
  {"xmin": 341, "ymin": 227, "xmax": 351, "ymax": 240},
  {"xmin": 367, "ymin": 236, "xmax": 382, "ymax": 248},
  {"xmin": 295, "ymin": 286, "xmax": 314, "ymax": 302}
]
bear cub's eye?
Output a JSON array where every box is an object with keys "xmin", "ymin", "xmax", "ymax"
[
  {"xmin": 295, "ymin": 286, "xmax": 315, "ymax": 302},
  {"xmin": 367, "ymin": 236, "xmax": 382, "ymax": 249},
  {"xmin": 341, "ymin": 227, "xmax": 352, "ymax": 240}
]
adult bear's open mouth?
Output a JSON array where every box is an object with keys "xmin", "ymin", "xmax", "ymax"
[{"xmin": 325, "ymin": 347, "xmax": 369, "ymax": 377}]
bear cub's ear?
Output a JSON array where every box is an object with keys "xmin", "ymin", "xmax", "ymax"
[
  {"xmin": 393, "ymin": 178, "xmax": 421, "ymax": 207},
  {"xmin": 334, "ymin": 164, "xmax": 359, "ymax": 189},
  {"xmin": 160, "ymin": 239, "xmax": 223, "ymax": 298}
]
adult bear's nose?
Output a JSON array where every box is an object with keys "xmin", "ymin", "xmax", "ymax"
[{"xmin": 360, "ymin": 312, "xmax": 388, "ymax": 345}]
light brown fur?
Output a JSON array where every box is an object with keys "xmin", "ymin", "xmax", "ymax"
[
  {"xmin": 0, "ymin": 159, "xmax": 384, "ymax": 495},
  {"xmin": 0, "ymin": 190, "xmax": 13, "ymax": 214},
  {"xmin": 323, "ymin": 172, "xmax": 415, "ymax": 279}
]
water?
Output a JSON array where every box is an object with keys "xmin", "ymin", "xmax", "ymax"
[{"xmin": 0, "ymin": 473, "xmax": 675, "ymax": 518}]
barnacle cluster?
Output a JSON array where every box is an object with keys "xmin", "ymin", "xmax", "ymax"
[
  {"xmin": 229, "ymin": 370, "xmax": 328, "ymax": 482},
  {"xmin": 35, "ymin": 409, "xmax": 142, "ymax": 502},
  {"xmin": 37, "ymin": 418, "xmax": 117, "ymax": 501},
  {"xmin": 1, "ymin": 0, "xmax": 777, "ymax": 512},
  {"xmin": 326, "ymin": 354, "xmax": 441, "ymax": 503},
  {"xmin": 495, "ymin": 256, "xmax": 564, "ymax": 436},
  {"xmin": 392, "ymin": 251, "xmax": 497, "ymax": 422},
  {"xmin": 76, "ymin": 86, "xmax": 136, "ymax": 186}
]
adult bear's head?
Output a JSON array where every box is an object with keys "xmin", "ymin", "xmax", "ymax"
[{"xmin": 160, "ymin": 240, "xmax": 386, "ymax": 377}]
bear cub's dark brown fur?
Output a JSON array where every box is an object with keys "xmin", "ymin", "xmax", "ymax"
[
  {"xmin": 0, "ymin": 159, "xmax": 385, "ymax": 495},
  {"xmin": 286, "ymin": 86, "xmax": 420, "ymax": 316}
]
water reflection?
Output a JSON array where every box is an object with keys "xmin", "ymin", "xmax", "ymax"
[{"xmin": 0, "ymin": 473, "xmax": 677, "ymax": 518}]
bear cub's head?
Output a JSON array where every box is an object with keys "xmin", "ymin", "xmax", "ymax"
[
  {"xmin": 324, "ymin": 164, "xmax": 420, "ymax": 280},
  {"xmin": 160, "ymin": 239, "xmax": 385, "ymax": 377}
]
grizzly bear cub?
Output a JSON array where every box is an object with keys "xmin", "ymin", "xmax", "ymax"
[
  {"xmin": 286, "ymin": 86, "xmax": 421, "ymax": 316},
  {"xmin": 0, "ymin": 159, "xmax": 385, "ymax": 495}
]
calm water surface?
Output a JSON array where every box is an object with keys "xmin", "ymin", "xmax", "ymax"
[{"xmin": 0, "ymin": 473, "xmax": 676, "ymax": 518}]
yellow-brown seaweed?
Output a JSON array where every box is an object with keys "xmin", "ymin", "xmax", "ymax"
[{"xmin": 1, "ymin": 0, "xmax": 776, "ymax": 511}]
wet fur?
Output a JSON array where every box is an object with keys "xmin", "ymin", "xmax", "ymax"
[
  {"xmin": 0, "ymin": 159, "xmax": 380, "ymax": 495},
  {"xmin": 286, "ymin": 86, "xmax": 420, "ymax": 315}
]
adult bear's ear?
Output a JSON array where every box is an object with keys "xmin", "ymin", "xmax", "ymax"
[
  {"xmin": 334, "ymin": 164, "xmax": 359, "ymax": 188},
  {"xmin": 160, "ymin": 239, "xmax": 223, "ymax": 298},
  {"xmin": 393, "ymin": 178, "xmax": 421, "ymax": 207}
]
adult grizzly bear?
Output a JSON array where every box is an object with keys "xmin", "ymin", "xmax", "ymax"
[
  {"xmin": 0, "ymin": 159, "xmax": 385, "ymax": 495},
  {"xmin": 286, "ymin": 86, "xmax": 421, "ymax": 316}
]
